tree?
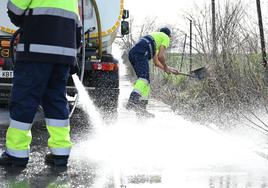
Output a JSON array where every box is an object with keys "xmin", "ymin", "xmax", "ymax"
[
  {"xmin": 256, "ymin": 0, "xmax": 267, "ymax": 66},
  {"xmin": 212, "ymin": 0, "xmax": 217, "ymax": 59}
]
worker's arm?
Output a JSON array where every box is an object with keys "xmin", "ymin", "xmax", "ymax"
[
  {"xmin": 153, "ymin": 46, "xmax": 179, "ymax": 75},
  {"xmin": 76, "ymin": 10, "xmax": 82, "ymax": 50},
  {"xmin": 7, "ymin": 0, "xmax": 31, "ymax": 27},
  {"xmin": 153, "ymin": 55, "xmax": 164, "ymax": 69},
  {"xmin": 153, "ymin": 57, "xmax": 179, "ymax": 75},
  {"xmin": 72, "ymin": 25, "xmax": 82, "ymax": 75},
  {"xmin": 153, "ymin": 46, "xmax": 172, "ymax": 74}
]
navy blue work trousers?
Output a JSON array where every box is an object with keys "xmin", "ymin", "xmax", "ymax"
[
  {"xmin": 128, "ymin": 40, "xmax": 152, "ymax": 82},
  {"xmin": 10, "ymin": 61, "xmax": 70, "ymax": 123}
]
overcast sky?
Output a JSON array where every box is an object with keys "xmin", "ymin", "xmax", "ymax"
[{"xmin": 124, "ymin": 0, "xmax": 268, "ymax": 29}]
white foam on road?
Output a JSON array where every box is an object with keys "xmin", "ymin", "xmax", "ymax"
[
  {"xmin": 71, "ymin": 50, "xmax": 268, "ymax": 187},
  {"xmin": 71, "ymin": 109, "xmax": 268, "ymax": 187},
  {"xmin": 72, "ymin": 111, "xmax": 268, "ymax": 169}
]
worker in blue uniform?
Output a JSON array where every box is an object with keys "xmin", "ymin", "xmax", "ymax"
[
  {"xmin": 0, "ymin": 0, "xmax": 81, "ymax": 167},
  {"xmin": 126, "ymin": 27, "xmax": 179, "ymax": 117}
]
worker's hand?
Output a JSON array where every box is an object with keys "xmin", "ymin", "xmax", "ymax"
[
  {"xmin": 164, "ymin": 66, "xmax": 171, "ymax": 74},
  {"xmin": 70, "ymin": 61, "xmax": 80, "ymax": 75},
  {"xmin": 169, "ymin": 66, "xmax": 179, "ymax": 75}
]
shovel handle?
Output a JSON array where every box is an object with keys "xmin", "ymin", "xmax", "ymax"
[
  {"xmin": 177, "ymin": 72, "xmax": 195, "ymax": 78},
  {"xmin": 169, "ymin": 66, "xmax": 197, "ymax": 78}
]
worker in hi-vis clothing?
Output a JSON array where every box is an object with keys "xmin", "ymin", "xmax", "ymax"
[
  {"xmin": 0, "ymin": 0, "xmax": 81, "ymax": 167},
  {"xmin": 126, "ymin": 27, "xmax": 179, "ymax": 117}
]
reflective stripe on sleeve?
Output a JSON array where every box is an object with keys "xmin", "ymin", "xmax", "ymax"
[
  {"xmin": 46, "ymin": 118, "xmax": 70, "ymax": 127},
  {"xmin": 7, "ymin": 1, "xmax": 25, "ymax": 15},
  {"xmin": 9, "ymin": 119, "xmax": 32, "ymax": 131},
  {"xmin": 50, "ymin": 147, "xmax": 71, "ymax": 156},
  {"xmin": 6, "ymin": 148, "xmax": 30, "ymax": 158}
]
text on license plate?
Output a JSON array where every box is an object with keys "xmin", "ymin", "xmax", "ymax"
[{"xmin": 0, "ymin": 70, "xmax": 13, "ymax": 78}]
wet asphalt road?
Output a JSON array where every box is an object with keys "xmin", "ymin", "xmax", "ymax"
[
  {"xmin": 0, "ymin": 108, "xmax": 100, "ymax": 188},
  {"xmin": 0, "ymin": 63, "xmax": 268, "ymax": 188}
]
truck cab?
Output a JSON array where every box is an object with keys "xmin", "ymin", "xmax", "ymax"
[
  {"xmin": 0, "ymin": 0, "xmax": 129, "ymax": 116},
  {"xmin": 0, "ymin": 2, "xmax": 16, "ymax": 106}
]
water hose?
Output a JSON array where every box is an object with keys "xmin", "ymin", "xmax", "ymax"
[
  {"xmin": 9, "ymin": 28, "xmax": 22, "ymax": 66},
  {"xmin": 69, "ymin": 0, "xmax": 86, "ymax": 118},
  {"xmin": 77, "ymin": 0, "xmax": 103, "ymax": 82},
  {"xmin": 91, "ymin": 0, "xmax": 103, "ymax": 59},
  {"xmin": 69, "ymin": 0, "xmax": 103, "ymax": 117}
]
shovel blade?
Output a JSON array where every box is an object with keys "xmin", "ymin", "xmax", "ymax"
[{"xmin": 190, "ymin": 67, "xmax": 207, "ymax": 80}]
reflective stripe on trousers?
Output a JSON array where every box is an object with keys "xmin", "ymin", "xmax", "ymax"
[
  {"xmin": 46, "ymin": 118, "xmax": 72, "ymax": 156},
  {"xmin": 133, "ymin": 78, "xmax": 150, "ymax": 100},
  {"xmin": 6, "ymin": 119, "xmax": 32, "ymax": 158}
]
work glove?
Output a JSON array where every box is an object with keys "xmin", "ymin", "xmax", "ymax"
[
  {"xmin": 70, "ymin": 60, "xmax": 80, "ymax": 75},
  {"xmin": 76, "ymin": 26, "xmax": 82, "ymax": 49},
  {"xmin": 7, "ymin": 10, "xmax": 24, "ymax": 27}
]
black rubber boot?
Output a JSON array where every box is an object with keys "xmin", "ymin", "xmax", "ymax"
[
  {"xmin": 139, "ymin": 100, "xmax": 148, "ymax": 109},
  {"xmin": 45, "ymin": 153, "xmax": 69, "ymax": 167},
  {"xmin": 0, "ymin": 152, "xmax": 28, "ymax": 167},
  {"xmin": 126, "ymin": 92, "xmax": 141, "ymax": 111},
  {"xmin": 136, "ymin": 109, "xmax": 155, "ymax": 118},
  {"xmin": 136, "ymin": 100, "xmax": 155, "ymax": 118}
]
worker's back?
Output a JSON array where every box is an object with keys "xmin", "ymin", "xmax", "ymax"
[
  {"xmin": 149, "ymin": 31, "xmax": 170, "ymax": 52},
  {"xmin": 7, "ymin": 0, "xmax": 80, "ymax": 65}
]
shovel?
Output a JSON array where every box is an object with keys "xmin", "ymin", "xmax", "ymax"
[{"xmin": 176, "ymin": 67, "xmax": 207, "ymax": 80}]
